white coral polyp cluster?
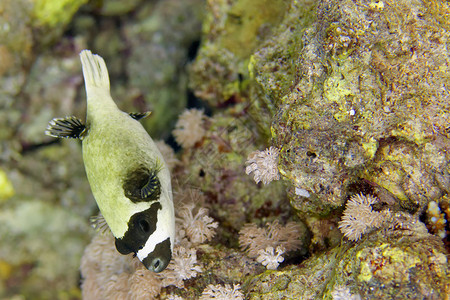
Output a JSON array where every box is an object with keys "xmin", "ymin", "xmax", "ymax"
[
  {"xmin": 331, "ymin": 285, "xmax": 361, "ymax": 300},
  {"xmin": 177, "ymin": 203, "xmax": 218, "ymax": 245},
  {"xmin": 81, "ymin": 188, "xmax": 220, "ymax": 297},
  {"xmin": 338, "ymin": 193, "xmax": 388, "ymax": 241},
  {"xmin": 239, "ymin": 220, "xmax": 304, "ymax": 269},
  {"xmin": 159, "ymin": 245, "xmax": 203, "ymax": 288},
  {"xmin": 200, "ymin": 283, "xmax": 244, "ymax": 300},
  {"xmin": 80, "ymin": 233, "xmax": 162, "ymax": 300},
  {"xmin": 256, "ymin": 246, "xmax": 285, "ymax": 270},
  {"xmin": 167, "ymin": 295, "xmax": 185, "ymax": 300},
  {"xmin": 81, "ymin": 232, "xmax": 205, "ymax": 297},
  {"xmin": 245, "ymin": 146, "xmax": 280, "ymax": 184},
  {"xmin": 173, "ymin": 108, "xmax": 206, "ymax": 148}
]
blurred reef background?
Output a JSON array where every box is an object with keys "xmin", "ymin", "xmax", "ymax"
[{"xmin": 0, "ymin": 0, "xmax": 449, "ymax": 299}]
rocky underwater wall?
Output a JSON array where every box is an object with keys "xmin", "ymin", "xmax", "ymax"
[{"xmin": 0, "ymin": 0, "xmax": 449, "ymax": 299}]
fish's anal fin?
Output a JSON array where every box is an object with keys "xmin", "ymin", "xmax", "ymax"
[
  {"xmin": 129, "ymin": 111, "xmax": 152, "ymax": 121},
  {"xmin": 45, "ymin": 116, "xmax": 86, "ymax": 140}
]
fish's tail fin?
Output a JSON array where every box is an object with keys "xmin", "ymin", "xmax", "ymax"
[
  {"xmin": 80, "ymin": 50, "xmax": 111, "ymax": 96},
  {"xmin": 80, "ymin": 50, "xmax": 118, "ymax": 113}
]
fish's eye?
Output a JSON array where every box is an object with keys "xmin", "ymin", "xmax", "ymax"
[{"xmin": 139, "ymin": 219, "xmax": 150, "ymax": 233}]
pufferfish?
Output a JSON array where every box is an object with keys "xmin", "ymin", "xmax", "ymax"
[{"xmin": 45, "ymin": 50, "xmax": 175, "ymax": 273}]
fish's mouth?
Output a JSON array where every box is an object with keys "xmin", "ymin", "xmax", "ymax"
[
  {"xmin": 146, "ymin": 257, "xmax": 169, "ymax": 273},
  {"xmin": 141, "ymin": 238, "xmax": 172, "ymax": 273}
]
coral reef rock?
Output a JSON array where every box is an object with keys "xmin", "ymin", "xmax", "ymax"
[
  {"xmin": 246, "ymin": 214, "xmax": 449, "ymax": 299},
  {"xmin": 190, "ymin": 0, "xmax": 450, "ymax": 217}
]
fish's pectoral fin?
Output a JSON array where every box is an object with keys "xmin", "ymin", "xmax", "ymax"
[
  {"xmin": 45, "ymin": 116, "xmax": 87, "ymax": 140},
  {"xmin": 129, "ymin": 111, "xmax": 152, "ymax": 121},
  {"xmin": 123, "ymin": 167, "xmax": 162, "ymax": 202},
  {"xmin": 89, "ymin": 213, "xmax": 110, "ymax": 234},
  {"xmin": 140, "ymin": 172, "xmax": 161, "ymax": 199}
]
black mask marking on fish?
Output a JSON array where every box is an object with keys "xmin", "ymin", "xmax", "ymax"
[
  {"xmin": 142, "ymin": 237, "xmax": 172, "ymax": 273},
  {"xmin": 115, "ymin": 202, "xmax": 161, "ymax": 255},
  {"xmin": 123, "ymin": 167, "xmax": 161, "ymax": 203}
]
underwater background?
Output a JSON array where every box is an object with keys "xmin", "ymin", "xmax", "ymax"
[{"xmin": 0, "ymin": 0, "xmax": 449, "ymax": 299}]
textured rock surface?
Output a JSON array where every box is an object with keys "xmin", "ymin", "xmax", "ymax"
[
  {"xmin": 188, "ymin": 0, "xmax": 450, "ymax": 298},
  {"xmin": 258, "ymin": 0, "xmax": 449, "ymax": 216},
  {"xmin": 246, "ymin": 214, "xmax": 449, "ymax": 299},
  {"xmin": 191, "ymin": 0, "xmax": 450, "ymax": 216}
]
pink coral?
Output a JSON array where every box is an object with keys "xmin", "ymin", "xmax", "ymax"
[
  {"xmin": 81, "ymin": 232, "xmax": 205, "ymax": 298},
  {"xmin": 128, "ymin": 267, "xmax": 162, "ymax": 299}
]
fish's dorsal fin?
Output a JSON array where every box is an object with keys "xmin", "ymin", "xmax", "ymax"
[
  {"xmin": 80, "ymin": 50, "xmax": 110, "ymax": 92},
  {"xmin": 45, "ymin": 116, "xmax": 86, "ymax": 140},
  {"xmin": 129, "ymin": 111, "xmax": 152, "ymax": 121}
]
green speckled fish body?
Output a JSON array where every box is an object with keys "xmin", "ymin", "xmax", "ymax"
[
  {"xmin": 46, "ymin": 50, "xmax": 175, "ymax": 273},
  {"xmin": 82, "ymin": 106, "xmax": 169, "ymax": 236}
]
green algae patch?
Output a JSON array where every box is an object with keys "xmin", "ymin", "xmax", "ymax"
[
  {"xmin": 33, "ymin": 0, "xmax": 88, "ymax": 27},
  {"xmin": 332, "ymin": 215, "xmax": 449, "ymax": 299},
  {"xmin": 246, "ymin": 251, "xmax": 339, "ymax": 299},
  {"xmin": 0, "ymin": 169, "xmax": 14, "ymax": 202},
  {"xmin": 356, "ymin": 244, "xmax": 421, "ymax": 283},
  {"xmin": 219, "ymin": 0, "xmax": 288, "ymax": 59},
  {"xmin": 361, "ymin": 137, "xmax": 378, "ymax": 159},
  {"xmin": 0, "ymin": 200, "xmax": 91, "ymax": 298}
]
